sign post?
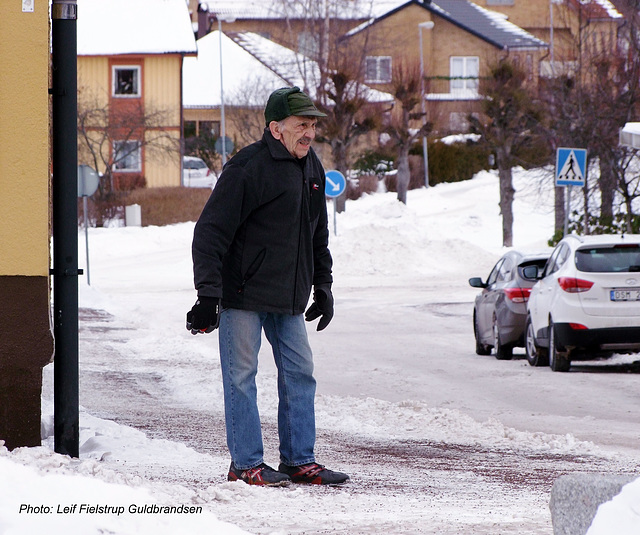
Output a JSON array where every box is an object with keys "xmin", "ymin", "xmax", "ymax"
[
  {"xmin": 77, "ymin": 165, "xmax": 99, "ymax": 285},
  {"xmin": 555, "ymin": 148, "xmax": 587, "ymax": 236},
  {"xmin": 324, "ymin": 170, "xmax": 346, "ymax": 236}
]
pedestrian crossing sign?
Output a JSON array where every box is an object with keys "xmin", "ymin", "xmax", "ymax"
[{"xmin": 555, "ymin": 147, "xmax": 587, "ymax": 187}]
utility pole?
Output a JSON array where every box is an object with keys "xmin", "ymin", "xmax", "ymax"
[{"xmin": 51, "ymin": 0, "xmax": 79, "ymax": 458}]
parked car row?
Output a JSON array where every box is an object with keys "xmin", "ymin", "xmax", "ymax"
[
  {"xmin": 469, "ymin": 251, "xmax": 550, "ymax": 360},
  {"xmin": 469, "ymin": 234, "xmax": 640, "ymax": 372}
]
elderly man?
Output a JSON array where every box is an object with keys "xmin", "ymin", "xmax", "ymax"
[{"xmin": 187, "ymin": 87, "xmax": 349, "ymax": 486}]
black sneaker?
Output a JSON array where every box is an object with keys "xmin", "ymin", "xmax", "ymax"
[
  {"xmin": 278, "ymin": 462, "xmax": 350, "ymax": 485},
  {"xmin": 227, "ymin": 462, "xmax": 291, "ymax": 486}
]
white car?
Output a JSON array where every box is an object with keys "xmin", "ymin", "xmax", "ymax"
[
  {"xmin": 525, "ymin": 234, "xmax": 640, "ymax": 372},
  {"xmin": 183, "ymin": 156, "xmax": 215, "ymax": 188}
]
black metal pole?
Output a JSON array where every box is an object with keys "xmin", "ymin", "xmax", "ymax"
[{"xmin": 51, "ymin": 0, "xmax": 79, "ymax": 458}]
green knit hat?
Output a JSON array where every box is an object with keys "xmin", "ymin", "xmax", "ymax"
[{"xmin": 264, "ymin": 86, "xmax": 326, "ymax": 126}]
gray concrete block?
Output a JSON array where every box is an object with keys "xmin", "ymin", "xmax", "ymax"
[{"xmin": 549, "ymin": 473, "xmax": 637, "ymax": 535}]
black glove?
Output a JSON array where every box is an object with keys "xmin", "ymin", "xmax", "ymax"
[
  {"xmin": 186, "ymin": 297, "xmax": 221, "ymax": 335},
  {"xmin": 305, "ymin": 284, "xmax": 333, "ymax": 331}
]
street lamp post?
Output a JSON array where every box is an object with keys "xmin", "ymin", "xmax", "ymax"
[
  {"xmin": 418, "ymin": 21, "xmax": 434, "ymax": 188},
  {"xmin": 217, "ymin": 17, "xmax": 227, "ymax": 167},
  {"xmin": 215, "ymin": 14, "xmax": 236, "ymax": 167},
  {"xmin": 549, "ymin": 0, "xmax": 554, "ymax": 76}
]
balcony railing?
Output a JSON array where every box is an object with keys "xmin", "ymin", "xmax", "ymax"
[{"xmin": 423, "ymin": 76, "xmax": 482, "ymax": 101}]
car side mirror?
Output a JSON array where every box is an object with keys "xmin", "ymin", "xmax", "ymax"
[
  {"xmin": 521, "ymin": 265, "xmax": 540, "ymax": 280},
  {"xmin": 468, "ymin": 277, "xmax": 487, "ymax": 289}
]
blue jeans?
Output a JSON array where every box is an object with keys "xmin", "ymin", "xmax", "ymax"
[{"xmin": 218, "ymin": 308, "xmax": 317, "ymax": 470}]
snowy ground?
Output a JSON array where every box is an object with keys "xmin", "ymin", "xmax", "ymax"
[{"xmin": 2, "ymin": 169, "xmax": 640, "ymax": 534}]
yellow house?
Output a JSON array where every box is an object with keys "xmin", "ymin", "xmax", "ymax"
[
  {"xmin": 190, "ymin": 1, "xmax": 548, "ymax": 136},
  {"xmin": 343, "ymin": 0, "xmax": 549, "ymax": 134},
  {"xmin": 77, "ymin": 0, "xmax": 196, "ymax": 189},
  {"xmin": 472, "ymin": 0, "xmax": 623, "ymax": 78},
  {"xmin": 0, "ymin": 2, "xmax": 53, "ymax": 449}
]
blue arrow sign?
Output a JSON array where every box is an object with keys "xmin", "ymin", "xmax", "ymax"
[
  {"xmin": 324, "ymin": 170, "xmax": 346, "ymax": 198},
  {"xmin": 556, "ymin": 148, "xmax": 587, "ymax": 187}
]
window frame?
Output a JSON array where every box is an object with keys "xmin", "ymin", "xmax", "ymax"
[
  {"xmin": 112, "ymin": 65, "xmax": 141, "ymax": 98},
  {"xmin": 450, "ymin": 56, "xmax": 479, "ymax": 94},
  {"xmin": 365, "ymin": 56, "xmax": 392, "ymax": 84},
  {"xmin": 487, "ymin": 259, "xmax": 504, "ymax": 287},
  {"xmin": 112, "ymin": 140, "xmax": 142, "ymax": 172}
]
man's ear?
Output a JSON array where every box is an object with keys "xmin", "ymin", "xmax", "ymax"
[{"xmin": 268, "ymin": 120, "xmax": 282, "ymax": 139}]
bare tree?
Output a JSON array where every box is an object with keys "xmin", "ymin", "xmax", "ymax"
[
  {"xmin": 226, "ymin": 74, "xmax": 279, "ymax": 149},
  {"xmin": 470, "ymin": 60, "xmax": 546, "ymax": 246},
  {"xmin": 274, "ymin": 0, "xmax": 386, "ymax": 212},
  {"xmin": 381, "ymin": 62, "xmax": 431, "ymax": 205},
  {"xmin": 77, "ymin": 92, "xmax": 179, "ymax": 225},
  {"xmin": 542, "ymin": 1, "xmax": 640, "ymax": 236}
]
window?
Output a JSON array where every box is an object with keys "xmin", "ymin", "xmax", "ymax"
[
  {"xmin": 183, "ymin": 121, "xmax": 197, "ymax": 138},
  {"xmin": 112, "ymin": 140, "xmax": 141, "ymax": 172},
  {"xmin": 450, "ymin": 56, "xmax": 479, "ymax": 94},
  {"xmin": 450, "ymin": 112, "xmax": 469, "ymax": 131},
  {"xmin": 487, "ymin": 0, "xmax": 514, "ymax": 4},
  {"xmin": 487, "ymin": 259, "xmax": 504, "ymax": 286},
  {"xmin": 576, "ymin": 247, "xmax": 640, "ymax": 273},
  {"xmin": 545, "ymin": 244, "xmax": 570, "ymax": 276},
  {"xmin": 199, "ymin": 121, "xmax": 220, "ymax": 137},
  {"xmin": 298, "ymin": 31, "xmax": 319, "ymax": 58},
  {"xmin": 497, "ymin": 257, "xmax": 515, "ymax": 282},
  {"xmin": 113, "ymin": 66, "xmax": 141, "ymax": 97},
  {"xmin": 365, "ymin": 56, "xmax": 392, "ymax": 84},
  {"xmin": 526, "ymin": 54, "xmax": 533, "ymax": 81}
]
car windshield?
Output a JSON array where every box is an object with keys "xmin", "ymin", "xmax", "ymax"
[{"xmin": 575, "ymin": 246, "xmax": 640, "ymax": 273}]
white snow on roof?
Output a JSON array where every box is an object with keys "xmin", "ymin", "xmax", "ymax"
[
  {"xmin": 232, "ymin": 32, "xmax": 394, "ymax": 103},
  {"xmin": 622, "ymin": 122, "xmax": 640, "ymax": 135},
  {"xmin": 198, "ymin": 0, "xmax": 405, "ymax": 20},
  {"xmin": 77, "ymin": 0, "xmax": 196, "ymax": 56},
  {"xmin": 183, "ymin": 30, "xmax": 393, "ymax": 108},
  {"xmin": 182, "ymin": 31, "xmax": 289, "ymax": 108},
  {"xmin": 593, "ymin": 0, "xmax": 623, "ymax": 19},
  {"xmin": 231, "ymin": 32, "xmax": 320, "ymax": 95},
  {"xmin": 468, "ymin": 2, "xmax": 547, "ymax": 48}
]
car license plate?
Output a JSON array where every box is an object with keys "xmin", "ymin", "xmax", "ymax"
[{"xmin": 610, "ymin": 289, "xmax": 640, "ymax": 301}]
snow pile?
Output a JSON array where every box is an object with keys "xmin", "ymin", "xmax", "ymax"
[
  {"xmin": 0, "ymin": 446, "xmax": 247, "ymax": 535},
  {"xmin": 587, "ymin": 477, "xmax": 640, "ymax": 535}
]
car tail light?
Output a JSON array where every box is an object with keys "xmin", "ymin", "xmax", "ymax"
[
  {"xmin": 569, "ymin": 323, "xmax": 588, "ymax": 330},
  {"xmin": 558, "ymin": 277, "xmax": 594, "ymax": 293},
  {"xmin": 206, "ymin": 169, "xmax": 211, "ymax": 176},
  {"xmin": 504, "ymin": 287, "xmax": 531, "ymax": 303}
]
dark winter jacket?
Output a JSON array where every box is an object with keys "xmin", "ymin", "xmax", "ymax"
[{"xmin": 192, "ymin": 128, "xmax": 333, "ymax": 315}]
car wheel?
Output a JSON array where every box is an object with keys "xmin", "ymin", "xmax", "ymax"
[
  {"xmin": 549, "ymin": 320, "xmax": 571, "ymax": 372},
  {"xmin": 525, "ymin": 315, "xmax": 548, "ymax": 367},
  {"xmin": 474, "ymin": 311, "xmax": 491, "ymax": 356},
  {"xmin": 493, "ymin": 319, "xmax": 513, "ymax": 360}
]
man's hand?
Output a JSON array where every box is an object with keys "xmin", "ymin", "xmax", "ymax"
[
  {"xmin": 186, "ymin": 297, "xmax": 221, "ymax": 335},
  {"xmin": 305, "ymin": 284, "xmax": 333, "ymax": 331}
]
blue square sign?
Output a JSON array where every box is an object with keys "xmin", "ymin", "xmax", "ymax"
[{"xmin": 556, "ymin": 148, "xmax": 587, "ymax": 187}]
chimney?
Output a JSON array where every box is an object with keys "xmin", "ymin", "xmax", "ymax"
[{"xmin": 197, "ymin": 3, "xmax": 208, "ymax": 39}]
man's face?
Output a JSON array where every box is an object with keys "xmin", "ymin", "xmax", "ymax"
[{"xmin": 269, "ymin": 115, "xmax": 318, "ymax": 159}]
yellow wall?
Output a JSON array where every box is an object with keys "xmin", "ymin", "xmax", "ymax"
[
  {"xmin": 145, "ymin": 131, "xmax": 181, "ymax": 187},
  {"xmin": 0, "ymin": 3, "xmax": 50, "ymax": 276},
  {"xmin": 77, "ymin": 54, "xmax": 183, "ymax": 188},
  {"xmin": 145, "ymin": 55, "xmax": 182, "ymax": 126}
]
